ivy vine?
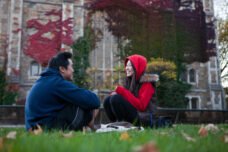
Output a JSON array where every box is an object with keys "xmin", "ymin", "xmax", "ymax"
[{"xmin": 71, "ymin": 25, "xmax": 98, "ymax": 89}]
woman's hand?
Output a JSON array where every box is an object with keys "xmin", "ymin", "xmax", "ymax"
[{"xmin": 110, "ymin": 92, "xmax": 117, "ymax": 96}]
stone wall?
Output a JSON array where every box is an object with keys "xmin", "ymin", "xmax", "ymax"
[
  {"xmin": 1, "ymin": 106, "xmax": 228, "ymax": 125},
  {"xmin": 18, "ymin": 0, "xmax": 85, "ymax": 101},
  {"xmin": 184, "ymin": 0, "xmax": 225, "ymax": 110},
  {"xmin": 0, "ymin": 0, "xmax": 10, "ymax": 70}
]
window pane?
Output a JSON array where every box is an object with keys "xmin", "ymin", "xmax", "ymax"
[
  {"xmin": 210, "ymin": 58, "xmax": 216, "ymax": 68},
  {"xmin": 181, "ymin": 70, "xmax": 187, "ymax": 82},
  {"xmin": 30, "ymin": 61, "xmax": 39, "ymax": 76},
  {"xmin": 189, "ymin": 69, "xmax": 195, "ymax": 82},
  {"xmin": 191, "ymin": 98, "xmax": 198, "ymax": 109}
]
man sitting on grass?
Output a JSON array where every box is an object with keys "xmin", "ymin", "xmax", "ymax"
[{"xmin": 25, "ymin": 51, "xmax": 100, "ymax": 131}]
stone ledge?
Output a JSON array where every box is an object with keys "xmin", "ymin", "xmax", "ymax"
[{"xmin": 1, "ymin": 106, "xmax": 228, "ymax": 125}]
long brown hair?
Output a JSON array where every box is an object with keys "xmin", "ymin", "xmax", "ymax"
[{"xmin": 124, "ymin": 60, "xmax": 140, "ymax": 96}]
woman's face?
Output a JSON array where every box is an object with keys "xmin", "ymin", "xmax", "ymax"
[{"xmin": 126, "ymin": 60, "xmax": 134, "ymax": 77}]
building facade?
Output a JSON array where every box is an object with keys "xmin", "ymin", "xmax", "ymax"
[{"xmin": 0, "ymin": 0, "xmax": 226, "ymax": 109}]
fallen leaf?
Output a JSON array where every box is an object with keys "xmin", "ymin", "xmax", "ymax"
[
  {"xmin": 0, "ymin": 138, "xmax": 3, "ymax": 149},
  {"xmin": 0, "ymin": 137, "xmax": 8, "ymax": 150},
  {"xmin": 181, "ymin": 131, "xmax": 196, "ymax": 142},
  {"xmin": 134, "ymin": 141, "xmax": 159, "ymax": 152},
  {"xmin": 6, "ymin": 131, "xmax": 17, "ymax": 139},
  {"xmin": 33, "ymin": 124, "xmax": 42, "ymax": 135},
  {"xmin": 120, "ymin": 131, "xmax": 131, "ymax": 141},
  {"xmin": 198, "ymin": 125, "xmax": 208, "ymax": 137},
  {"xmin": 220, "ymin": 135, "xmax": 228, "ymax": 143},
  {"xmin": 62, "ymin": 131, "xmax": 73, "ymax": 138},
  {"xmin": 205, "ymin": 124, "xmax": 219, "ymax": 133}
]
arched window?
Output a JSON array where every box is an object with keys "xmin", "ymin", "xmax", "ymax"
[
  {"xmin": 30, "ymin": 61, "xmax": 40, "ymax": 76},
  {"xmin": 189, "ymin": 69, "xmax": 196, "ymax": 83}
]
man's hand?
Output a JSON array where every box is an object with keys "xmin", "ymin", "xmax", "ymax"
[{"xmin": 87, "ymin": 109, "xmax": 100, "ymax": 131}]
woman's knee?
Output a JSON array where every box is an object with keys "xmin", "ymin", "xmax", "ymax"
[
  {"xmin": 110, "ymin": 95, "xmax": 124, "ymax": 107},
  {"xmin": 110, "ymin": 94, "xmax": 122, "ymax": 102}
]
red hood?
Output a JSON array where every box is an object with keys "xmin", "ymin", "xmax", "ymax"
[{"xmin": 125, "ymin": 54, "xmax": 147, "ymax": 81}]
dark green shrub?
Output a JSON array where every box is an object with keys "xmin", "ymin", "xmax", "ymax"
[
  {"xmin": 147, "ymin": 58, "xmax": 191, "ymax": 108},
  {"xmin": 0, "ymin": 70, "xmax": 18, "ymax": 105},
  {"xmin": 0, "ymin": 70, "xmax": 6, "ymax": 105}
]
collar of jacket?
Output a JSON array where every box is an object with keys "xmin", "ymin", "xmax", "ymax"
[
  {"xmin": 139, "ymin": 74, "xmax": 159, "ymax": 83},
  {"xmin": 40, "ymin": 68, "xmax": 63, "ymax": 78}
]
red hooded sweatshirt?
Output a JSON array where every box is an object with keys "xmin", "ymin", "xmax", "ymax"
[{"xmin": 115, "ymin": 55, "xmax": 155, "ymax": 111}]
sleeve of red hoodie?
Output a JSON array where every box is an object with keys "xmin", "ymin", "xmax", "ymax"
[{"xmin": 115, "ymin": 82, "xmax": 154, "ymax": 111}]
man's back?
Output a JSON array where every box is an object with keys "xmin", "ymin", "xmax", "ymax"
[{"xmin": 25, "ymin": 68, "xmax": 100, "ymax": 130}]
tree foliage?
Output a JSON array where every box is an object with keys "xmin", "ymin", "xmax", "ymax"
[
  {"xmin": 146, "ymin": 58, "xmax": 191, "ymax": 108},
  {"xmin": 147, "ymin": 58, "xmax": 176, "ymax": 80},
  {"xmin": 0, "ymin": 70, "xmax": 6, "ymax": 105},
  {"xmin": 218, "ymin": 17, "xmax": 228, "ymax": 84},
  {"xmin": 86, "ymin": 0, "xmax": 216, "ymax": 79},
  {"xmin": 0, "ymin": 34, "xmax": 18, "ymax": 105},
  {"xmin": 0, "ymin": 69, "xmax": 18, "ymax": 105}
]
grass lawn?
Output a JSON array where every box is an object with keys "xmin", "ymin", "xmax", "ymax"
[{"xmin": 0, "ymin": 124, "xmax": 228, "ymax": 152}]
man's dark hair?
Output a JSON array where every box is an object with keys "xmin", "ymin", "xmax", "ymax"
[{"xmin": 48, "ymin": 52, "xmax": 72, "ymax": 71}]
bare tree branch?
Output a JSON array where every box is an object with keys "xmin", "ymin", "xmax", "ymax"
[{"xmin": 218, "ymin": 14, "xmax": 228, "ymax": 81}]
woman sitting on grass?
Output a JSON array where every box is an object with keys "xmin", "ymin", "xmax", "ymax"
[{"xmin": 103, "ymin": 54, "xmax": 158, "ymax": 126}]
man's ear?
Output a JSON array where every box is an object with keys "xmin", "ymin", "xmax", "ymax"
[{"xmin": 59, "ymin": 66, "xmax": 65, "ymax": 73}]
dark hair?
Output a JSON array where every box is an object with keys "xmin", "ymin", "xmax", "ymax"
[
  {"xmin": 48, "ymin": 52, "xmax": 72, "ymax": 71},
  {"xmin": 124, "ymin": 60, "xmax": 139, "ymax": 96}
]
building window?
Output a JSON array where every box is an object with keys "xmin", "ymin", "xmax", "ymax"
[
  {"xmin": 187, "ymin": 97, "xmax": 200, "ymax": 109},
  {"xmin": 180, "ymin": 68, "xmax": 197, "ymax": 85},
  {"xmin": 204, "ymin": 0, "xmax": 212, "ymax": 12},
  {"xmin": 180, "ymin": 70, "xmax": 187, "ymax": 82},
  {"xmin": 30, "ymin": 61, "xmax": 40, "ymax": 76},
  {"xmin": 210, "ymin": 58, "xmax": 216, "ymax": 68},
  {"xmin": 191, "ymin": 98, "xmax": 198, "ymax": 109},
  {"xmin": 189, "ymin": 69, "xmax": 196, "ymax": 83}
]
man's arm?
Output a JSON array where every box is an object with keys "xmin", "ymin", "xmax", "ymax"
[{"xmin": 57, "ymin": 79, "xmax": 100, "ymax": 110}]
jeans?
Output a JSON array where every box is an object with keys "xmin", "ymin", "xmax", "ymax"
[
  {"xmin": 46, "ymin": 104, "xmax": 93, "ymax": 131},
  {"xmin": 103, "ymin": 94, "xmax": 138, "ymax": 124}
]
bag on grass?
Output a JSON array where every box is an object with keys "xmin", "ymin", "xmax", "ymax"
[
  {"xmin": 138, "ymin": 113, "xmax": 173, "ymax": 129},
  {"xmin": 155, "ymin": 116, "xmax": 173, "ymax": 128}
]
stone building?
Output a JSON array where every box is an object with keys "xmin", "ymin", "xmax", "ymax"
[
  {"xmin": 0, "ymin": 0, "xmax": 226, "ymax": 109},
  {"xmin": 183, "ymin": 0, "xmax": 226, "ymax": 110}
]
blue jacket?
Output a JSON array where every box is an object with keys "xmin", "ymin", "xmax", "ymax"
[{"xmin": 25, "ymin": 68, "xmax": 100, "ymax": 130}]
